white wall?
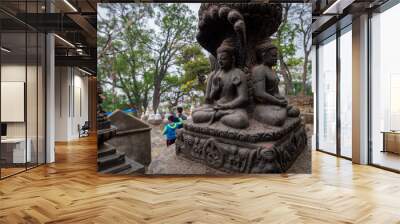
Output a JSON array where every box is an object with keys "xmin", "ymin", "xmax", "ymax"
[
  {"xmin": 1, "ymin": 63, "xmax": 46, "ymax": 164},
  {"xmin": 1, "ymin": 65, "xmax": 42, "ymax": 137},
  {"xmin": 72, "ymin": 73, "xmax": 89, "ymax": 138},
  {"xmin": 55, "ymin": 66, "xmax": 69, "ymax": 141},
  {"xmin": 54, "ymin": 67, "xmax": 89, "ymax": 141},
  {"xmin": 1, "ymin": 65, "xmax": 27, "ymax": 141}
]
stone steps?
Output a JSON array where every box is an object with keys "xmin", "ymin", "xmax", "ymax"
[
  {"xmin": 97, "ymin": 139, "xmax": 145, "ymax": 174},
  {"xmin": 97, "ymin": 127, "xmax": 117, "ymax": 145},
  {"xmin": 123, "ymin": 157, "xmax": 145, "ymax": 174},
  {"xmin": 98, "ymin": 152, "xmax": 145, "ymax": 174},
  {"xmin": 118, "ymin": 163, "xmax": 145, "ymax": 175},
  {"xmin": 100, "ymin": 163, "xmax": 132, "ymax": 174},
  {"xmin": 97, "ymin": 122, "xmax": 146, "ymax": 175},
  {"xmin": 98, "ymin": 146, "xmax": 117, "ymax": 158},
  {"xmin": 97, "ymin": 153, "xmax": 125, "ymax": 171}
]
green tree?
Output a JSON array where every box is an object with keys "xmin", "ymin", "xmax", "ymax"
[
  {"xmin": 177, "ymin": 44, "xmax": 210, "ymax": 95},
  {"xmin": 160, "ymin": 74, "xmax": 184, "ymax": 110},
  {"xmin": 101, "ymin": 90, "xmax": 128, "ymax": 112},
  {"xmin": 97, "ymin": 4, "xmax": 154, "ymax": 114},
  {"xmin": 160, "ymin": 44, "xmax": 210, "ymax": 110},
  {"xmin": 98, "ymin": 4, "xmax": 209, "ymax": 114},
  {"xmin": 292, "ymin": 4, "xmax": 312, "ymax": 96},
  {"xmin": 149, "ymin": 3, "xmax": 196, "ymax": 114},
  {"xmin": 275, "ymin": 3, "xmax": 302, "ymax": 95},
  {"xmin": 275, "ymin": 3, "xmax": 312, "ymax": 96}
]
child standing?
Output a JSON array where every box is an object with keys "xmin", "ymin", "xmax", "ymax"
[{"xmin": 163, "ymin": 115, "xmax": 183, "ymax": 147}]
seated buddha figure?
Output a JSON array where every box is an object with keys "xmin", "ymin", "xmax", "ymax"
[
  {"xmin": 252, "ymin": 40, "xmax": 299, "ymax": 126},
  {"xmin": 198, "ymin": 55, "xmax": 219, "ymax": 109},
  {"xmin": 192, "ymin": 39, "xmax": 249, "ymax": 129}
]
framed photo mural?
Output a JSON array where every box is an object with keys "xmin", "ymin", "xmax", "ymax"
[{"xmin": 97, "ymin": 2, "xmax": 313, "ymax": 175}]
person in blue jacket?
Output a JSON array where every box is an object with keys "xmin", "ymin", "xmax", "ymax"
[{"xmin": 163, "ymin": 115, "xmax": 183, "ymax": 146}]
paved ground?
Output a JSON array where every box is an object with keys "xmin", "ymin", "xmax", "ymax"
[
  {"xmin": 287, "ymin": 124, "xmax": 312, "ymax": 173},
  {"xmin": 146, "ymin": 123, "xmax": 313, "ymax": 175},
  {"xmin": 147, "ymin": 124, "xmax": 224, "ymax": 174}
]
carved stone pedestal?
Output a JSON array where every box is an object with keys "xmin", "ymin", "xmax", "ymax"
[
  {"xmin": 176, "ymin": 118, "xmax": 307, "ymax": 173},
  {"xmin": 175, "ymin": 3, "xmax": 309, "ymax": 173}
]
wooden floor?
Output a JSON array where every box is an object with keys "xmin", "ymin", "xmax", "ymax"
[
  {"xmin": 1, "ymin": 136, "xmax": 400, "ymax": 223},
  {"xmin": 372, "ymin": 150, "xmax": 400, "ymax": 171},
  {"xmin": 1, "ymin": 167, "xmax": 26, "ymax": 178}
]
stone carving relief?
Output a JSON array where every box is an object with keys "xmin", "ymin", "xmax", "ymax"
[{"xmin": 175, "ymin": 3, "xmax": 308, "ymax": 173}]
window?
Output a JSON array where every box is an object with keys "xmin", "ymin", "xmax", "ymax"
[
  {"xmin": 339, "ymin": 26, "xmax": 352, "ymax": 158},
  {"xmin": 370, "ymin": 3, "xmax": 400, "ymax": 171},
  {"xmin": 317, "ymin": 35, "xmax": 337, "ymax": 154},
  {"xmin": 316, "ymin": 24, "xmax": 353, "ymax": 159},
  {"xmin": 0, "ymin": 2, "xmax": 46, "ymax": 179}
]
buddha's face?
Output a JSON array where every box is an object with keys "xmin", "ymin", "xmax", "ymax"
[
  {"xmin": 261, "ymin": 47, "xmax": 278, "ymax": 67},
  {"xmin": 217, "ymin": 51, "xmax": 233, "ymax": 70}
]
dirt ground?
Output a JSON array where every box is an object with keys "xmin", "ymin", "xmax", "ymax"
[{"xmin": 146, "ymin": 123, "xmax": 313, "ymax": 175}]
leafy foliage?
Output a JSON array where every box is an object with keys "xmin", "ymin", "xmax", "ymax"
[
  {"xmin": 177, "ymin": 44, "xmax": 210, "ymax": 94},
  {"xmin": 150, "ymin": 3, "xmax": 197, "ymax": 113},
  {"xmin": 98, "ymin": 3, "xmax": 205, "ymax": 114},
  {"xmin": 97, "ymin": 3, "xmax": 312, "ymax": 115},
  {"xmin": 275, "ymin": 3, "xmax": 312, "ymax": 96}
]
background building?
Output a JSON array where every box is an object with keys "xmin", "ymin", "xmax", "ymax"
[
  {"xmin": 0, "ymin": 1, "xmax": 399, "ymax": 223},
  {"xmin": 313, "ymin": 0, "xmax": 400, "ymax": 172},
  {"xmin": 0, "ymin": 0, "xmax": 97, "ymax": 179}
]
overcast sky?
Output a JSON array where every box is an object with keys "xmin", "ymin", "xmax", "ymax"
[
  {"xmin": 187, "ymin": 3, "xmax": 201, "ymax": 14},
  {"xmin": 97, "ymin": 3, "xmax": 200, "ymax": 21}
]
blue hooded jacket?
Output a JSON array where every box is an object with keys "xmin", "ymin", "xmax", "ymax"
[
  {"xmin": 162, "ymin": 117, "xmax": 183, "ymax": 140},
  {"xmin": 163, "ymin": 123, "xmax": 177, "ymax": 140}
]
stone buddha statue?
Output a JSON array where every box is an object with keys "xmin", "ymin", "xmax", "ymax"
[
  {"xmin": 192, "ymin": 39, "xmax": 249, "ymax": 129},
  {"xmin": 203, "ymin": 55, "xmax": 219, "ymax": 106},
  {"xmin": 252, "ymin": 40, "xmax": 299, "ymax": 126},
  {"xmin": 176, "ymin": 4, "xmax": 308, "ymax": 174}
]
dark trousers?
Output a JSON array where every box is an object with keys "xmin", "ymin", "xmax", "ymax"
[{"xmin": 166, "ymin": 139, "xmax": 176, "ymax": 146}]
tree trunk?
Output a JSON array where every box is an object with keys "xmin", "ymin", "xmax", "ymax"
[
  {"xmin": 152, "ymin": 85, "xmax": 161, "ymax": 114},
  {"xmin": 136, "ymin": 107, "xmax": 142, "ymax": 116},
  {"xmin": 279, "ymin": 56, "xmax": 293, "ymax": 95},
  {"xmin": 111, "ymin": 73, "xmax": 117, "ymax": 110},
  {"xmin": 142, "ymin": 92, "xmax": 149, "ymax": 114},
  {"xmin": 301, "ymin": 58, "xmax": 308, "ymax": 96}
]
